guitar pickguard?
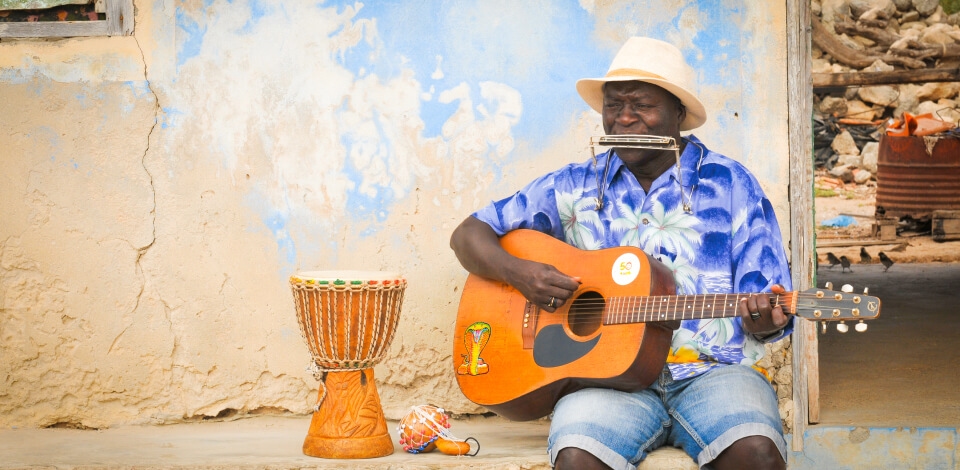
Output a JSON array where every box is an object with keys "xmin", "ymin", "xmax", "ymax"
[{"xmin": 533, "ymin": 324, "xmax": 601, "ymax": 368}]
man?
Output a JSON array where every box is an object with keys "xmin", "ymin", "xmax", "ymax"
[{"xmin": 450, "ymin": 37, "xmax": 792, "ymax": 469}]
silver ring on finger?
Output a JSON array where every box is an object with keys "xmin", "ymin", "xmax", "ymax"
[
  {"xmin": 548, "ymin": 297, "xmax": 557, "ymax": 308},
  {"xmin": 750, "ymin": 311, "xmax": 761, "ymax": 321}
]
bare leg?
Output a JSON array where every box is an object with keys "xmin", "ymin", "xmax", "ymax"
[
  {"xmin": 554, "ymin": 447, "xmax": 612, "ymax": 470},
  {"xmin": 710, "ymin": 436, "xmax": 785, "ymax": 470}
]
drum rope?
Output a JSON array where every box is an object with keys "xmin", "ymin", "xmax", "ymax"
[{"xmin": 290, "ymin": 277, "xmax": 406, "ymax": 411}]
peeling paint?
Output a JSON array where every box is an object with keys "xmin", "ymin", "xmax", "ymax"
[{"xmin": 1, "ymin": 0, "xmax": 791, "ymax": 431}]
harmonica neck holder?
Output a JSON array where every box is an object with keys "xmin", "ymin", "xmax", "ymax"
[{"xmin": 589, "ymin": 135, "xmax": 692, "ymax": 213}]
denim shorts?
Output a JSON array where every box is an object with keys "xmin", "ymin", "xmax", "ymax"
[{"xmin": 547, "ymin": 365, "xmax": 786, "ymax": 470}]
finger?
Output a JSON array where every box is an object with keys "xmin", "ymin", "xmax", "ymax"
[
  {"xmin": 552, "ymin": 273, "xmax": 582, "ymax": 292},
  {"xmin": 543, "ymin": 295, "xmax": 563, "ymax": 311},
  {"xmin": 744, "ymin": 295, "xmax": 761, "ymax": 318},
  {"xmin": 771, "ymin": 283, "xmax": 786, "ymax": 294},
  {"xmin": 738, "ymin": 297, "xmax": 757, "ymax": 322},
  {"xmin": 770, "ymin": 305, "xmax": 789, "ymax": 329},
  {"xmin": 754, "ymin": 292, "xmax": 772, "ymax": 313}
]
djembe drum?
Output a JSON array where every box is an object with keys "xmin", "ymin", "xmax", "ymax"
[{"xmin": 290, "ymin": 271, "xmax": 405, "ymax": 459}]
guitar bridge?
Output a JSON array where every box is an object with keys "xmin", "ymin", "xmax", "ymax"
[{"xmin": 522, "ymin": 301, "xmax": 539, "ymax": 349}]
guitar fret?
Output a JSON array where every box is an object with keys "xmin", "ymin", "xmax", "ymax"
[
  {"xmin": 603, "ymin": 292, "xmax": 799, "ymax": 323},
  {"xmin": 604, "ymin": 292, "xmax": 817, "ymax": 324}
]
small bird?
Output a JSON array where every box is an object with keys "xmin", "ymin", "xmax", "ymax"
[
  {"xmin": 879, "ymin": 252, "xmax": 895, "ymax": 272},
  {"xmin": 860, "ymin": 247, "xmax": 872, "ymax": 264},
  {"xmin": 888, "ymin": 243, "xmax": 907, "ymax": 252},
  {"xmin": 840, "ymin": 255, "xmax": 853, "ymax": 273},
  {"xmin": 826, "ymin": 252, "xmax": 841, "ymax": 269}
]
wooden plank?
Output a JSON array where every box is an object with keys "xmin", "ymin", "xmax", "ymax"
[
  {"xmin": 0, "ymin": 20, "xmax": 108, "ymax": 38},
  {"xmin": 804, "ymin": 321, "xmax": 820, "ymax": 424},
  {"xmin": 106, "ymin": 0, "xmax": 133, "ymax": 35},
  {"xmin": 787, "ymin": 0, "xmax": 815, "ymax": 452},
  {"xmin": 815, "ymin": 239, "xmax": 906, "ymax": 248},
  {"xmin": 813, "ymin": 68, "xmax": 960, "ymax": 90}
]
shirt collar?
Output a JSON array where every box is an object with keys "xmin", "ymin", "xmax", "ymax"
[{"xmin": 603, "ymin": 134, "xmax": 705, "ymax": 191}]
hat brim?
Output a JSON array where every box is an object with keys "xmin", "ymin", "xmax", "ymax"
[{"xmin": 576, "ymin": 76, "xmax": 707, "ymax": 131}]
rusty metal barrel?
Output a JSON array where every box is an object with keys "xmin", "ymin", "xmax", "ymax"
[{"xmin": 876, "ymin": 134, "xmax": 960, "ymax": 219}]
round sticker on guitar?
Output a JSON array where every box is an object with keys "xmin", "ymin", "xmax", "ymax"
[{"xmin": 611, "ymin": 253, "xmax": 641, "ymax": 286}]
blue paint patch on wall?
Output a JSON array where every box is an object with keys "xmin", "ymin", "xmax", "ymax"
[
  {"xmin": 238, "ymin": 0, "xmax": 269, "ymax": 34},
  {"xmin": 161, "ymin": 107, "xmax": 185, "ymax": 129},
  {"xmin": 683, "ymin": 3, "xmax": 743, "ymax": 88},
  {"xmin": 265, "ymin": 211, "xmax": 297, "ymax": 265},
  {"xmin": 123, "ymin": 81, "xmax": 154, "ymax": 99},
  {"xmin": 0, "ymin": 69, "xmax": 29, "ymax": 84},
  {"xmin": 175, "ymin": 7, "xmax": 207, "ymax": 70},
  {"xmin": 419, "ymin": 99, "xmax": 458, "ymax": 138},
  {"xmin": 329, "ymin": 0, "xmax": 607, "ymax": 148},
  {"xmin": 338, "ymin": 129, "xmax": 396, "ymax": 226}
]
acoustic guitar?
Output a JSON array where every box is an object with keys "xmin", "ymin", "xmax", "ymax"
[{"xmin": 453, "ymin": 229, "xmax": 881, "ymax": 421}]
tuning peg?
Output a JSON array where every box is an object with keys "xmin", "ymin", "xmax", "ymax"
[
  {"xmin": 836, "ymin": 322, "xmax": 849, "ymax": 333},
  {"xmin": 863, "ymin": 287, "xmax": 869, "ymax": 295},
  {"xmin": 824, "ymin": 282, "xmax": 833, "ymax": 291},
  {"xmin": 855, "ymin": 321, "xmax": 868, "ymax": 333},
  {"xmin": 841, "ymin": 284, "xmax": 853, "ymax": 293},
  {"xmin": 821, "ymin": 321, "xmax": 828, "ymax": 334}
]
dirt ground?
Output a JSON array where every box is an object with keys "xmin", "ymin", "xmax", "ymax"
[
  {"xmin": 814, "ymin": 173, "xmax": 960, "ymax": 265},
  {"xmin": 814, "ymin": 173, "xmax": 960, "ymax": 429}
]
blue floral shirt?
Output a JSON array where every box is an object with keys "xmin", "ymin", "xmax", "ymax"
[{"xmin": 473, "ymin": 135, "xmax": 793, "ymax": 380}]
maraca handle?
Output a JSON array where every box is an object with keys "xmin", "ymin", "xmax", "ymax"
[{"xmin": 436, "ymin": 437, "xmax": 471, "ymax": 456}]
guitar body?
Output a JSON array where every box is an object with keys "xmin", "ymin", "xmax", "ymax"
[{"xmin": 453, "ymin": 230, "xmax": 678, "ymax": 421}]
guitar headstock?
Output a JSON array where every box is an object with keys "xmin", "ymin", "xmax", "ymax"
[{"xmin": 796, "ymin": 282, "xmax": 880, "ymax": 333}]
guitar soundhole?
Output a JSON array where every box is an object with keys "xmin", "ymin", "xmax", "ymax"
[{"xmin": 569, "ymin": 291, "xmax": 604, "ymax": 337}]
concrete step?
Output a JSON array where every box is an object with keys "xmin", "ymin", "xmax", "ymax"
[
  {"xmin": 791, "ymin": 425, "xmax": 960, "ymax": 470},
  {"xmin": 7, "ymin": 414, "xmax": 955, "ymax": 469},
  {"xmin": 0, "ymin": 415, "xmax": 696, "ymax": 469}
]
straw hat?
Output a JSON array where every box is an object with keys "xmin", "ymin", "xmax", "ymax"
[{"xmin": 576, "ymin": 37, "xmax": 707, "ymax": 131}]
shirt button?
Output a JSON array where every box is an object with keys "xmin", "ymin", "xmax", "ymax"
[{"xmin": 642, "ymin": 218, "xmax": 649, "ymax": 225}]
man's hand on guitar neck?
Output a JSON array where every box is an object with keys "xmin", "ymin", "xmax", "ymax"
[{"xmin": 738, "ymin": 284, "xmax": 790, "ymax": 338}]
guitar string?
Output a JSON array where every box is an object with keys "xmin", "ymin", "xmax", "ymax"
[
  {"xmin": 551, "ymin": 311, "xmax": 873, "ymax": 326},
  {"xmin": 545, "ymin": 294, "xmax": 870, "ymax": 308},
  {"xmin": 538, "ymin": 294, "xmax": 876, "ymax": 324}
]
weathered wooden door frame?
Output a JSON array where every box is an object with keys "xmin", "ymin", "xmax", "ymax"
[{"xmin": 787, "ymin": 0, "xmax": 817, "ymax": 452}]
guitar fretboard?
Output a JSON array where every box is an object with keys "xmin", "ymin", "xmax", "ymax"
[{"xmin": 602, "ymin": 293, "xmax": 797, "ymax": 324}]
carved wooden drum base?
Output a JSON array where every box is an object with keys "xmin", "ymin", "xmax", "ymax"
[{"xmin": 302, "ymin": 368, "xmax": 394, "ymax": 459}]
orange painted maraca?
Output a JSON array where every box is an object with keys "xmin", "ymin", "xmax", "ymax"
[{"xmin": 397, "ymin": 404, "xmax": 474, "ymax": 455}]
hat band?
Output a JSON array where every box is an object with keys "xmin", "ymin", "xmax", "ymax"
[{"xmin": 605, "ymin": 68, "xmax": 667, "ymax": 81}]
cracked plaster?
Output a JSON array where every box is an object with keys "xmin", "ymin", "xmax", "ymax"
[{"xmin": 0, "ymin": 1, "xmax": 792, "ymax": 430}]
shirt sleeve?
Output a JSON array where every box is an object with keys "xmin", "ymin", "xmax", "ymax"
[
  {"xmin": 729, "ymin": 167, "xmax": 795, "ymax": 342},
  {"xmin": 471, "ymin": 172, "xmax": 565, "ymax": 239}
]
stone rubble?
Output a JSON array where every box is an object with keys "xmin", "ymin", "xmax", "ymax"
[{"xmin": 812, "ymin": 0, "xmax": 960, "ymax": 173}]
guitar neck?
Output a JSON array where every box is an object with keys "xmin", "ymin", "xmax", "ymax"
[{"xmin": 603, "ymin": 292, "xmax": 798, "ymax": 324}]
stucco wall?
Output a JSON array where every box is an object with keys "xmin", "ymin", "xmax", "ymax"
[{"xmin": 0, "ymin": 0, "xmax": 790, "ymax": 428}]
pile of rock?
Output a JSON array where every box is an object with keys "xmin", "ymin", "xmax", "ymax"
[{"xmin": 812, "ymin": 0, "xmax": 960, "ymax": 181}]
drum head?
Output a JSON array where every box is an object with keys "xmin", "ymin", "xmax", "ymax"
[{"xmin": 292, "ymin": 271, "xmax": 402, "ymax": 284}]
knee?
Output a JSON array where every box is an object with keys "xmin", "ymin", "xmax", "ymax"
[
  {"xmin": 554, "ymin": 447, "xmax": 611, "ymax": 470},
  {"xmin": 713, "ymin": 436, "xmax": 785, "ymax": 470}
]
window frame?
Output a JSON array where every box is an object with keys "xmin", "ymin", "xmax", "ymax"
[{"xmin": 0, "ymin": 0, "xmax": 132, "ymax": 38}]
